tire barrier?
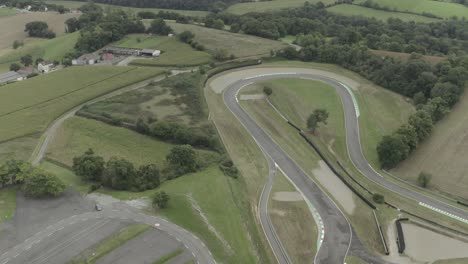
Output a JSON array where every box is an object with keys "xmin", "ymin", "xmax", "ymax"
[
  {"xmin": 373, "ymin": 210, "xmax": 390, "ymax": 255},
  {"xmin": 337, "ymin": 161, "xmax": 373, "ymax": 195},
  {"xmin": 457, "ymin": 200, "xmax": 468, "ymax": 208},
  {"xmin": 296, "ymin": 129, "xmax": 377, "ymax": 210},
  {"xmin": 395, "ymin": 218, "xmax": 409, "ymax": 254},
  {"xmin": 205, "ymin": 59, "xmax": 263, "ymax": 86}
]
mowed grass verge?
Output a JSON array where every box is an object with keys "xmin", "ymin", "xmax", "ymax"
[
  {"xmin": 118, "ymin": 35, "xmax": 212, "ymax": 67},
  {"xmin": 226, "ymin": 0, "xmax": 335, "ymax": 15},
  {"xmin": 327, "ymin": 4, "xmax": 440, "ymax": 23},
  {"xmin": 0, "ymin": 187, "xmax": 17, "ymax": 224},
  {"xmin": 268, "ymin": 170, "xmax": 317, "ymax": 264},
  {"xmin": 0, "ymin": 66, "xmax": 163, "ymax": 144},
  {"xmin": 43, "ymin": 116, "xmax": 258, "ymax": 263},
  {"xmin": 353, "ymin": 0, "xmax": 468, "ymax": 19},
  {"xmin": 167, "ymin": 22, "xmax": 287, "ymax": 58},
  {"xmin": 69, "ymin": 224, "xmax": 150, "ymax": 264}
]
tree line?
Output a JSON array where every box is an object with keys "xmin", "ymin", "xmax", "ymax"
[
  {"xmin": 72, "ymin": 146, "xmax": 200, "ymax": 192},
  {"xmin": 0, "ymin": 159, "xmax": 66, "ymax": 198},
  {"xmin": 60, "ymin": 0, "xmax": 240, "ymax": 11},
  {"xmin": 209, "ymin": 2, "xmax": 468, "ymax": 56}
]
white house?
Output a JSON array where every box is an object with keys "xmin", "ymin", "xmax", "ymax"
[{"xmin": 38, "ymin": 62, "xmax": 55, "ymax": 73}]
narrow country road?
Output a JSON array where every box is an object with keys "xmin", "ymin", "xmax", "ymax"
[{"xmin": 214, "ymin": 68, "xmax": 468, "ymax": 263}]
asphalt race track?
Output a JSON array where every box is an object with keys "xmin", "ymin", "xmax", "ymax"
[{"xmin": 216, "ymin": 68, "xmax": 468, "ymax": 263}]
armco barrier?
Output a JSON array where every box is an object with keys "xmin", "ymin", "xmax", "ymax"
[
  {"xmin": 395, "ymin": 218, "xmax": 409, "ymax": 254},
  {"xmin": 373, "ymin": 210, "xmax": 389, "ymax": 255},
  {"xmin": 337, "ymin": 161, "xmax": 373, "ymax": 195},
  {"xmin": 457, "ymin": 200, "xmax": 468, "ymax": 208},
  {"xmin": 297, "ymin": 131, "xmax": 376, "ymax": 209}
]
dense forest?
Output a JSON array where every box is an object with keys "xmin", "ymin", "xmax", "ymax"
[
  {"xmin": 211, "ymin": 2, "xmax": 468, "ymax": 56},
  {"xmin": 60, "ymin": 0, "xmax": 242, "ymax": 11}
]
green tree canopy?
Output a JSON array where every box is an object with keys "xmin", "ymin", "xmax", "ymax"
[
  {"xmin": 153, "ymin": 191, "xmax": 170, "ymax": 209},
  {"xmin": 22, "ymin": 169, "xmax": 66, "ymax": 198},
  {"xmin": 102, "ymin": 157, "xmax": 136, "ymax": 190},
  {"xmin": 148, "ymin": 18, "xmax": 173, "ymax": 35},
  {"xmin": 307, "ymin": 108, "xmax": 329, "ymax": 133},
  {"xmin": 72, "ymin": 149, "xmax": 105, "ymax": 181},
  {"xmin": 377, "ymin": 134, "xmax": 410, "ymax": 169},
  {"xmin": 166, "ymin": 145, "xmax": 197, "ymax": 177}
]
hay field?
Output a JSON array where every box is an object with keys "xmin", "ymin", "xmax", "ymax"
[
  {"xmin": 167, "ymin": 22, "xmax": 287, "ymax": 58},
  {"xmin": 0, "ymin": 66, "xmax": 163, "ymax": 143},
  {"xmin": 0, "ymin": 12, "xmax": 79, "ymax": 50},
  {"xmin": 227, "ymin": 0, "xmax": 335, "ymax": 15},
  {"xmin": 354, "ymin": 0, "xmax": 468, "ymax": 19},
  {"xmin": 327, "ymin": 4, "xmax": 440, "ymax": 23},
  {"xmin": 392, "ymin": 91, "xmax": 468, "ymax": 201}
]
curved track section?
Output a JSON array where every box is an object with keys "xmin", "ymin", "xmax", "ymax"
[{"xmin": 217, "ymin": 69, "xmax": 468, "ymax": 263}]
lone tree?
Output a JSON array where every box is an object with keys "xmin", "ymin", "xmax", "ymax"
[
  {"xmin": 153, "ymin": 191, "xmax": 170, "ymax": 209},
  {"xmin": 148, "ymin": 18, "xmax": 172, "ymax": 35},
  {"xmin": 263, "ymin": 86, "xmax": 273, "ymax": 96},
  {"xmin": 166, "ymin": 145, "xmax": 197, "ymax": 177},
  {"xmin": 24, "ymin": 21, "xmax": 55, "ymax": 38},
  {"xmin": 9, "ymin": 63, "xmax": 20, "ymax": 72},
  {"xmin": 178, "ymin": 30, "xmax": 194, "ymax": 43},
  {"xmin": 417, "ymin": 172, "xmax": 432, "ymax": 188},
  {"xmin": 307, "ymin": 108, "xmax": 329, "ymax": 133},
  {"xmin": 20, "ymin": 55, "xmax": 33, "ymax": 67}
]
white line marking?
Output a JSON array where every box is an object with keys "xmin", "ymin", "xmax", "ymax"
[{"xmin": 419, "ymin": 202, "xmax": 468, "ymax": 224}]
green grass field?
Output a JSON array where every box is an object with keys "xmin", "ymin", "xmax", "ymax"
[
  {"xmin": 167, "ymin": 22, "xmax": 287, "ymax": 58},
  {"xmin": 268, "ymin": 170, "xmax": 317, "ymax": 264},
  {"xmin": 0, "ymin": 8, "xmax": 16, "ymax": 17},
  {"xmin": 226, "ymin": 0, "xmax": 335, "ymax": 15},
  {"xmin": 0, "ymin": 66, "xmax": 163, "ymax": 144},
  {"xmin": 327, "ymin": 4, "xmax": 440, "ymax": 22},
  {"xmin": 45, "ymin": 0, "xmax": 208, "ymax": 17},
  {"xmin": 70, "ymin": 224, "xmax": 150, "ymax": 264},
  {"xmin": 0, "ymin": 187, "xmax": 17, "ymax": 223},
  {"xmin": 118, "ymin": 34, "xmax": 212, "ymax": 67},
  {"xmin": 0, "ymin": 32, "xmax": 79, "ymax": 71},
  {"xmin": 47, "ymin": 116, "xmax": 175, "ymax": 167},
  {"xmin": 354, "ymin": 0, "xmax": 468, "ymax": 19}
]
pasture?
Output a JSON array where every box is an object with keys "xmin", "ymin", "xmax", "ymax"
[
  {"xmin": 392, "ymin": 91, "xmax": 468, "ymax": 201},
  {"xmin": 45, "ymin": 0, "xmax": 208, "ymax": 17},
  {"xmin": 0, "ymin": 12, "xmax": 79, "ymax": 50},
  {"xmin": 353, "ymin": 0, "xmax": 468, "ymax": 19},
  {"xmin": 226, "ymin": 0, "xmax": 335, "ymax": 15},
  {"xmin": 116, "ymin": 34, "xmax": 212, "ymax": 67},
  {"xmin": 327, "ymin": 4, "xmax": 440, "ymax": 23},
  {"xmin": 0, "ymin": 66, "xmax": 163, "ymax": 145},
  {"xmin": 167, "ymin": 22, "xmax": 287, "ymax": 58}
]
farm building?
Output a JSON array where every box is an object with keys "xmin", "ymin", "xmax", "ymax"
[
  {"xmin": 0, "ymin": 71, "xmax": 24, "ymax": 84},
  {"xmin": 38, "ymin": 61, "xmax": 55, "ymax": 73},
  {"xmin": 140, "ymin": 49, "xmax": 161, "ymax": 57},
  {"xmin": 17, "ymin": 67, "xmax": 35, "ymax": 78},
  {"xmin": 72, "ymin": 53, "xmax": 99, "ymax": 65},
  {"xmin": 101, "ymin": 53, "xmax": 114, "ymax": 60},
  {"xmin": 103, "ymin": 46, "xmax": 140, "ymax": 56}
]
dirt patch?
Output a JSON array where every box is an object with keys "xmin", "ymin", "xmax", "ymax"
[
  {"xmin": 239, "ymin": 94, "xmax": 266, "ymax": 100},
  {"xmin": 209, "ymin": 67, "xmax": 359, "ymax": 94},
  {"xmin": 402, "ymin": 222, "xmax": 468, "ymax": 262},
  {"xmin": 0, "ymin": 12, "xmax": 79, "ymax": 49},
  {"xmin": 270, "ymin": 209, "xmax": 287, "ymax": 217},
  {"xmin": 312, "ymin": 160, "xmax": 355, "ymax": 214},
  {"xmin": 272, "ymin": 191, "xmax": 303, "ymax": 202}
]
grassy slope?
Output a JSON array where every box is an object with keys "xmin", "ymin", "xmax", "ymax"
[
  {"xmin": 167, "ymin": 22, "xmax": 287, "ymax": 58},
  {"xmin": 0, "ymin": 66, "xmax": 162, "ymax": 142},
  {"xmin": 119, "ymin": 34, "xmax": 212, "ymax": 67},
  {"xmin": 70, "ymin": 224, "xmax": 150, "ymax": 264},
  {"xmin": 45, "ymin": 0, "xmax": 208, "ymax": 17},
  {"xmin": 46, "ymin": 116, "xmax": 175, "ymax": 167},
  {"xmin": 0, "ymin": 25, "xmax": 79, "ymax": 70},
  {"xmin": 327, "ymin": 4, "xmax": 440, "ymax": 23},
  {"xmin": 0, "ymin": 8, "xmax": 16, "ymax": 17},
  {"xmin": 354, "ymin": 0, "xmax": 468, "ymax": 19},
  {"xmin": 227, "ymin": 0, "xmax": 335, "ymax": 15},
  {"xmin": 268, "ymin": 170, "xmax": 317, "ymax": 264},
  {"xmin": 43, "ymin": 116, "xmax": 258, "ymax": 263},
  {"xmin": 392, "ymin": 90, "xmax": 468, "ymax": 200}
]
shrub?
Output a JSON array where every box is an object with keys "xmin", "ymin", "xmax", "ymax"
[
  {"xmin": 153, "ymin": 191, "xmax": 170, "ymax": 209},
  {"xmin": 372, "ymin": 193, "xmax": 385, "ymax": 204},
  {"xmin": 417, "ymin": 172, "xmax": 432, "ymax": 188},
  {"xmin": 219, "ymin": 159, "xmax": 238, "ymax": 178},
  {"xmin": 263, "ymin": 86, "xmax": 273, "ymax": 96},
  {"xmin": 22, "ymin": 170, "xmax": 66, "ymax": 198}
]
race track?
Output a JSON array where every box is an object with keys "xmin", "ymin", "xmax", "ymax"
[{"xmin": 213, "ymin": 67, "xmax": 468, "ymax": 263}]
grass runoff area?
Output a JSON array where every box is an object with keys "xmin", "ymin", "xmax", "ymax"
[
  {"xmin": 0, "ymin": 7, "xmax": 17, "ymax": 17},
  {"xmin": 152, "ymin": 249, "xmax": 183, "ymax": 264},
  {"xmin": 327, "ymin": 4, "xmax": 440, "ymax": 23},
  {"xmin": 226, "ymin": 0, "xmax": 335, "ymax": 15},
  {"xmin": 116, "ymin": 34, "xmax": 212, "ymax": 67},
  {"xmin": 0, "ymin": 66, "xmax": 163, "ymax": 162},
  {"xmin": 45, "ymin": 0, "xmax": 208, "ymax": 17},
  {"xmin": 167, "ymin": 22, "xmax": 287, "ymax": 58},
  {"xmin": 268, "ymin": 170, "xmax": 317, "ymax": 264},
  {"xmin": 69, "ymin": 224, "xmax": 150, "ymax": 264},
  {"xmin": 0, "ymin": 187, "xmax": 17, "ymax": 223},
  {"xmin": 353, "ymin": 0, "xmax": 468, "ymax": 19}
]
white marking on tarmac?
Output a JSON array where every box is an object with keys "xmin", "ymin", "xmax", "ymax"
[{"xmin": 419, "ymin": 202, "xmax": 468, "ymax": 224}]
